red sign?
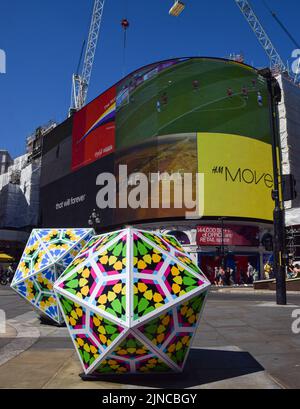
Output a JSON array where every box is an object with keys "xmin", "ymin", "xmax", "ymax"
[
  {"xmin": 197, "ymin": 225, "xmax": 259, "ymax": 247},
  {"xmin": 72, "ymin": 86, "xmax": 116, "ymax": 172}
]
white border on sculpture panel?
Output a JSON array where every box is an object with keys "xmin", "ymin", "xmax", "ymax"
[
  {"xmin": 158, "ymin": 289, "xmax": 210, "ymax": 371},
  {"xmin": 11, "ymin": 232, "xmax": 35, "ymax": 286},
  {"xmin": 34, "ymin": 228, "xmax": 95, "ymax": 266},
  {"xmin": 132, "ymin": 229, "xmax": 211, "ymax": 312},
  {"xmin": 133, "ymin": 289, "xmax": 210, "ymax": 373},
  {"xmin": 12, "ymin": 229, "xmax": 94, "ymax": 286},
  {"xmin": 86, "ymin": 328, "xmax": 130, "ymax": 375},
  {"xmin": 126, "ymin": 229, "xmax": 134, "ymax": 327},
  {"xmin": 54, "ymin": 277, "xmax": 129, "ymax": 329},
  {"xmin": 11, "ymin": 260, "xmax": 57, "ymax": 288},
  {"xmin": 131, "ymin": 257, "xmax": 210, "ymax": 327},
  {"xmin": 56, "ymin": 292, "xmax": 130, "ymax": 375},
  {"xmin": 11, "ymin": 230, "xmax": 53, "ymax": 286},
  {"xmin": 67, "ymin": 229, "xmax": 116, "ymax": 263},
  {"xmin": 58, "ymin": 231, "xmax": 95, "ymax": 269},
  {"xmin": 181, "ymin": 288, "xmax": 210, "ymax": 370},
  {"xmin": 125, "ymin": 328, "xmax": 179, "ymax": 374},
  {"xmin": 134, "ymin": 229, "xmax": 210, "ymax": 285},
  {"xmin": 89, "ymin": 327, "xmax": 179, "ymax": 375},
  {"xmin": 74, "ymin": 305, "xmax": 129, "ymax": 375},
  {"xmin": 54, "ymin": 230, "xmax": 131, "ymax": 327},
  {"xmin": 131, "ymin": 282, "xmax": 210, "ymax": 329},
  {"xmin": 54, "ymin": 230, "xmax": 127, "ymax": 287},
  {"xmin": 54, "ymin": 252, "xmax": 131, "ymax": 325},
  {"xmin": 58, "ymin": 233, "xmax": 101, "ymax": 268},
  {"xmin": 11, "ymin": 275, "xmax": 61, "ymax": 324},
  {"xmin": 139, "ymin": 229, "xmax": 208, "ymax": 282},
  {"xmin": 131, "ymin": 325, "xmax": 182, "ymax": 372},
  {"xmin": 132, "ymin": 295, "xmax": 208, "ymax": 373},
  {"xmin": 11, "ymin": 266, "xmax": 62, "ymax": 324}
]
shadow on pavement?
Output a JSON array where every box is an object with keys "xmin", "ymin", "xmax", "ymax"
[{"xmin": 81, "ymin": 348, "xmax": 265, "ymax": 388}]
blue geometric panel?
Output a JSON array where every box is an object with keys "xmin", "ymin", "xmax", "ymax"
[{"xmin": 11, "ymin": 228, "xmax": 94, "ymax": 324}]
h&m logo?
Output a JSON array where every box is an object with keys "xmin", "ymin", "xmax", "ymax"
[{"xmin": 212, "ymin": 166, "xmax": 274, "ymax": 189}]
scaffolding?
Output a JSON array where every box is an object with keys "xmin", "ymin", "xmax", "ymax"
[
  {"xmin": 26, "ymin": 121, "xmax": 57, "ymax": 163},
  {"xmin": 286, "ymin": 226, "xmax": 300, "ymax": 261}
]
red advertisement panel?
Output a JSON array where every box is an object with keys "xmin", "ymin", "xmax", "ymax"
[
  {"xmin": 197, "ymin": 225, "xmax": 259, "ymax": 247},
  {"xmin": 72, "ymin": 86, "xmax": 116, "ymax": 171}
]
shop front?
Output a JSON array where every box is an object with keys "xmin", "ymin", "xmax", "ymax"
[{"xmin": 196, "ymin": 224, "xmax": 273, "ymax": 284}]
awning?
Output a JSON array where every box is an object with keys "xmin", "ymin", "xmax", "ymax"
[{"xmin": 0, "ymin": 253, "xmax": 14, "ymax": 262}]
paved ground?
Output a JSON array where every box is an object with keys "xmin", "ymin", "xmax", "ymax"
[{"xmin": 0, "ymin": 286, "xmax": 299, "ymax": 389}]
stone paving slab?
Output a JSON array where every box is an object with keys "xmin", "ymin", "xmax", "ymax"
[
  {"xmin": 43, "ymin": 346, "xmax": 281, "ymax": 390},
  {"xmin": 0, "ymin": 349, "xmax": 75, "ymax": 389},
  {"xmin": 0, "ymin": 289, "xmax": 299, "ymax": 389}
]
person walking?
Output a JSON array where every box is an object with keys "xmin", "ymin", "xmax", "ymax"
[
  {"xmin": 219, "ymin": 267, "xmax": 226, "ymax": 286},
  {"xmin": 214, "ymin": 267, "xmax": 220, "ymax": 286},
  {"xmin": 7, "ymin": 265, "xmax": 14, "ymax": 283},
  {"xmin": 247, "ymin": 262, "xmax": 254, "ymax": 284}
]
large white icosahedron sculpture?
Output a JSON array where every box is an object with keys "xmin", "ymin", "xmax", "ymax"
[
  {"xmin": 11, "ymin": 228, "xmax": 94, "ymax": 324},
  {"xmin": 54, "ymin": 228, "xmax": 211, "ymax": 375}
]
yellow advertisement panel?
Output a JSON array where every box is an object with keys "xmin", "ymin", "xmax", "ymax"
[{"xmin": 198, "ymin": 133, "xmax": 274, "ymax": 221}]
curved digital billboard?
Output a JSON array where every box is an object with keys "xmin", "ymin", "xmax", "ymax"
[{"xmin": 41, "ymin": 57, "xmax": 274, "ymax": 228}]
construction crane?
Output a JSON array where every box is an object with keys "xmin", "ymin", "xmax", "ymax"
[
  {"xmin": 234, "ymin": 0, "xmax": 287, "ymax": 74},
  {"xmin": 69, "ymin": 0, "xmax": 105, "ymax": 115},
  {"xmin": 170, "ymin": 1, "xmax": 295, "ymax": 81},
  {"xmin": 262, "ymin": 0, "xmax": 300, "ymax": 83},
  {"xmin": 68, "ymin": 0, "xmax": 298, "ymax": 116}
]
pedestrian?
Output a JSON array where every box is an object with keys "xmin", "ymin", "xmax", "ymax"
[
  {"xmin": 156, "ymin": 100, "xmax": 161, "ymax": 113},
  {"xmin": 247, "ymin": 262, "xmax": 254, "ymax": 284},
  {"xmin": 227, "ymin": 88, "xmax": 233, "ymax": 98},
  {"xmin": 161, "ymin": 92, "xmax": 168, "ymax": 107},
  {"xmin": 242, "ymin": 86, "xmax": 249, "ymax": 100},
  {"xmin": 287, "ymin": 263, "xmax": 294, "ymax": 279},
  {"xmin": 219, "ymin": 267, "xmax": 226, "ymax": 286},
  {"xmin": 264, "ymin": 263, "xmax": 271, "ymax": 280},
  {"xmin": 225, "ymin": 267, "xmax": 231, "ymax": 286},
  {"xmin": 7, "ymin": 265, "xmax": 14, "ymax": 283},
  {"xmin": 192, "ymin": 79, "xmax": 200, "ymax": 92},
  {"xmin": 214, "ymin": 267, "xmax": 222, "ymax": 286},
  {"xmin": 229, "ymin": 268, "xmax": 236, "ymax": 286},
  {"xmin": 293, "ymin": 264, "xmax": 300, "ymax": 278},
  {"xmin": 253, "ymin": 269, "xmax": 259, "ymax": 283}
]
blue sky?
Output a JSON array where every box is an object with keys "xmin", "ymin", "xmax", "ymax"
[{"xmin": 0, "ymin": 0, "xmax": 299, "ymax": 158}]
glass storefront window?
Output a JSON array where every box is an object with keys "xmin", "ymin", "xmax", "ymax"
[{"xmin": 198, "ymin": 253, "xmax": 261, "ymax": 286}]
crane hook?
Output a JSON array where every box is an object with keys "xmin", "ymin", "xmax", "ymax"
[{"xmin": 121, "ymin": 18, "xmax": 130, "ymax": 30}]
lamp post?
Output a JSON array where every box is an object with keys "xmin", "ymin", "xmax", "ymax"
[
  {"xmin": 88, "ymin": 209, "xmax": 101, "ymax": 233},
  {"xmin": 259, "ymin": 68, "xmax": 287, "ymax": 305},
  {"xmin": 218, "ymin": 217, "xmax": 227, "ymax": 268}
]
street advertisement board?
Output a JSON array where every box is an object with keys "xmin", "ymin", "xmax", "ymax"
[
  {"xmin": 41, "ymin": 57, "xmax": 274, "ymax": 228},
  {"xmin": 197, "ymin": 225, "xmax": 260, "ymax": 247},
  {"xmin": 71, "ymin": 86, "xmax": 116, "ymax": 172},
  {"xmin": 197, "ymin": 133, "xmax": 274, "ymax": 221}
]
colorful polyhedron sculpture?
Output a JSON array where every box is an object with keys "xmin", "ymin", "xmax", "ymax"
[
  {"xmin": 54, "ymin": 228, "xmax": 210, "ymax": 375},
  {"xmin": 11, "ymin": 228, "xmax": 94, "ymax": 324}
]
